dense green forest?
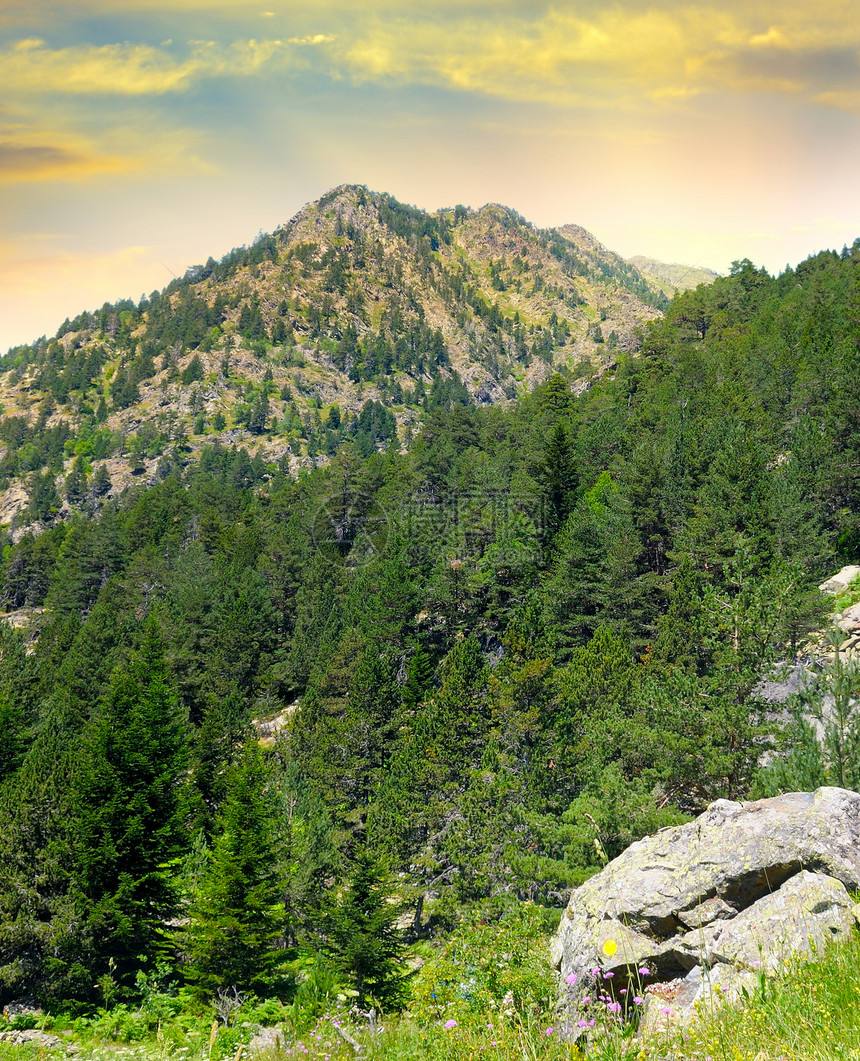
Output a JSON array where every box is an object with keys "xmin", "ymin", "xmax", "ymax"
[{"xmin": 0, "ymin": 242, "xmax": 859, "ymax": 1014}]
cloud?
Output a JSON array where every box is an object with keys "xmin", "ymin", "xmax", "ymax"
[
  {"xmin": 0, "ymin": 140, "xmax": 128, "ymax": 182},
  {"xmin": 333, "ymin": 3, "xmax": 860, "ymax": 111},
  {"xmin": 288, "ymin": 34, "xmax": 335, "ymax": 46},
  {"xmin": 1, "ymin": 37, "xmax": 295, "ymax": 96}
]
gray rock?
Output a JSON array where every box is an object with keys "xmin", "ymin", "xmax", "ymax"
[
  {"xmin": 247, "ymin": 1027, "xmax": 284, "ymax": 1054},
  {"xmin": 0, "ymin": 1030, "xmax": 64, "ymax": 1049},
  {"xmin": 819, "ymin": 566, "xmax": 860, "ymax": 595},
  {"xmin": 553, "ymin": 787, "xmax": 860, "ymax": 1038}
]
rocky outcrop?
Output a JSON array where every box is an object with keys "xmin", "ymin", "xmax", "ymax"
[
  {"xmin": 819, "ymin": 565, "xmax": 860, "ymax": 597},
  {"xmin": 0, "ymin": 1029, "xmax": 64, "ymax": 1049},
  {"xmin": 819, "ymin": 565, "xmax": 860, "ymax": 657},
  {"xmin": 552, "ymin": 788, "xmax": 860, "ymax": 1035}
]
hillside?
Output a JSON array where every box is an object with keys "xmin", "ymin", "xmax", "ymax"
[
  {"xmin": 626, "ymin": 254, "xmax": 721, "ymax": 295},
  {"xmin": 0, "ymin": 186, "xmax": 665, "ymax": 533},
  {"xmin": 0, "ymin": 198, "xmax": 858, "ymax": 1018}
]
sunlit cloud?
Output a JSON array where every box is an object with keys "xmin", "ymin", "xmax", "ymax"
[
  {"xmin": 335, "ymin": 5, "xmax": 860, "ymax": 110},
  {"xmin": 2, "ymin": 37, "xmax": 296, "ymax": 96},
  {"xmin": 0, "ymin": 140, "xmax": 128, "ymax": 182},
  {"xmin": 288, "ymin": 34, "xmax": 335, "ymax": 46}
]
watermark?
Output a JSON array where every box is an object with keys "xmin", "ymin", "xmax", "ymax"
[{"xmin": 310, "ymin": 486, "xmax": 549, "ymax": 568}]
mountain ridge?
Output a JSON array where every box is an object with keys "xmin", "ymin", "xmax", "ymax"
[{"xmin": 0, "ymin": 184, "xmax": 667, "ymax": 531}]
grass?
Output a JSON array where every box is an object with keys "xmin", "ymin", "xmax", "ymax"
[
  {"xmin": 656, "ymin": 931, "xmax": 860, "ymax": 1061},
  {"xmin": 2, "ymin": 913, "xmax": 859, "ymax": 1061}
]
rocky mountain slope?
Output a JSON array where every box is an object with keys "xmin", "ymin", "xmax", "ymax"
[
  {"xmin": 626, "ymin": 255, "xmax": 720, "ymax": 296},
  {"xmin": 0, "ymin": 185, "xmax": 665, "ymax": 532}
]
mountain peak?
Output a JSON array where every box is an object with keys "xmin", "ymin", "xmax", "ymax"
[{"xmin": 0, "ymin": 188, "xmax": 667, "ymax": 531}]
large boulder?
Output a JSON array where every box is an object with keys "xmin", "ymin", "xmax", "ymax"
[{"xmin": 552, "ymin": 788, "xmax": 860, "ymax": 1034}]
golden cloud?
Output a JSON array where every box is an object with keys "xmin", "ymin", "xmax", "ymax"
[
  {"xmin": 334, "ymin": 3, "xmax": 860, "ymax": 110},
  {"xmin": 1, "ymin": 37, "xmax": 295, "ymax": 96},
  {"xmin": 288, "ymin": 34, "xmax": 335, "ymax": 46},
  {"xmin": 0, "ymin": 140, "xmax": 130, "ymax": 182}
]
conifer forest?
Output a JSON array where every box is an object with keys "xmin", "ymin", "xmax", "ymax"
[{"xmin": 1, "ymin": 193, "xmax": 859, "ymax": 1016}]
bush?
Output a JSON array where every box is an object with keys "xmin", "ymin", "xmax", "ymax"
[{"xmin": 410, "ymin": 902, "xmax": 556, "ymax": 1025}]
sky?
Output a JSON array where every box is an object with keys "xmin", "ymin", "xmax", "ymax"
[{"xmin": 2, "ymin": 0, "xmax": 859, "ymax": 351}]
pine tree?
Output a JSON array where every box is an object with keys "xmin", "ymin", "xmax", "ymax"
[
  {"xmin": 323, "ymin": 847, "xmax": 407, "ymax": 1009},
  {"xmin": 184, "ymin": 743, "xmax": 286, "ymax": 997},
  {"xmin": 68, "ymin": 620, "xmax": 188, "ymax": 993},
  {"xmin": 537, "ymin": 422, "xmax": 578, "ymax": 538}
]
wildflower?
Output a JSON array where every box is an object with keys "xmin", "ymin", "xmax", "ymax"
[
  {"xmin": 577, "ymin": 1021, "xmax": 588, "ymax": 1028},
  {"xmin": 607, "ymin": 1002, "xmax": 621, "ymax": 1014},
  {"xmin": 565, "ymin": 972, "xmax": 578, "ymax": 985},
  {"xmin": 581, "ymin": 997, "xmax": 591, "ymax": 1005},
  {"xmin": 661, "ymin": 1007, "xmax": 672, "ymax": 1015},
  {"xmin": 638, "ymin": 966, "xmax": 650, "ymax": 976},
  {"xmin": 633, "ymin": 997, "xmax": 643, "ymax": 1006},
  {"xmin": 603, "ymin": 939, "xmax": 618, "ymax": 957},
  {"xmin": 545, "ymin": 1027, "xmax": 554, "ymax": 1036},
  {"xmin": 444, "ymin": 1019, "xmax": 458, "ymax": 1029},
  {"xmin": 620, "ymin": 988, "xmax": 627, "ymax": 995},
  {"xmin": 591, "ymin": 967, "xmax": 601, "ymax": 977},
  {"xmin": 605, "ymin": 971, "xmax": 615, "ymax": 979}
]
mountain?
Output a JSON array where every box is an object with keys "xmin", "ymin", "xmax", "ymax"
[
  {"xmin": 0, "ymin": 210, "xmax": 858, "ymax": 1010},
  {"xmin": 0, "ymin": 185, "xmax": 665, "ymax": 531},
  {"xmin": 626, "ymin": 255, "xmax": 720, "ymax": 296}
]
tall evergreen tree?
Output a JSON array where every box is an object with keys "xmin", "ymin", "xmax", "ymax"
[
  {"xmin": 68, "ymin": 619, "xmax": 187, "ymax": 994},
  {"xmin": 184, "ymin": 743, "xmax": 286, "ymax": 997},
  {"xmin": 323, "ymin": 847, "xmax": 407, "ymax": 1009}
]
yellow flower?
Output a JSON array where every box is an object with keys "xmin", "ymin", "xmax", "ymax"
[{"xmin": 603, "ymin": 939, "xmax": 617, "ymax": 957}]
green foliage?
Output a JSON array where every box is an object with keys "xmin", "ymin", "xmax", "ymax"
[
  {"xmin": 411, "ymin": 903, "xmax": 557, "ymax": 1023},
  {"xmin": 68, "ymin": 620, "xmax": 188, "ymax": 994},
  {"xmin": 322, "ymin": 848, "xmax": 407, "ymax": 1009},
  {"xmin": 183, "ymin": 743, "xmax": 287, "ymax": 998}
]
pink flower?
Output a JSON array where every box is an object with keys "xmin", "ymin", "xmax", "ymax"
[
  {"xmin": 604, "ymin": 971, "xmax": 615, "ymax": 979},
  {"xmin": 607, "ymin": 1002, "xmax": 621, "ymax": 1014},
  {"xmin": 565, "ymin": 972, "xmax": 578, "ymax": 985},
  {"xmin": 591, "ymin": 967, "xmax": 601, "ymax": 977},
  {"xmin": 577, "ymin": 1020, "xmax": 587, "ymax": 1028},
  {"xmin": 444, "ymin": 1019, "xmax": 458, "ymax": 1029},
  {"xmin": 588, "ymin": 1020, "xmax": 595, "ymax": 1027},
  {"xmin": 620, "ymin": 989, "xmax": 627, "ymax": 995},
  {"xmin": 544, "ymin": 1027, "xmax": 554, "ymax": 1036},
  {"xmin": 581, "ymin": 996, "xmax": 591, "ymax": 1005},
  {"xmin": 638, "ymin": 967, "xmax": 650, "ymax": 976},
  {"xmin": 633, "ymin": 996, "xmax": 644, "ymax": 1006},
  {"xmin": 661, "ymin": 1007, "xmax": 672, "ymax": 1015}
]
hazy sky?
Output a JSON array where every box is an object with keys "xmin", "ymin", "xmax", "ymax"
[{"xmin": 2, "ymin": 0, "xmax": 859, "ymax": 351}]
